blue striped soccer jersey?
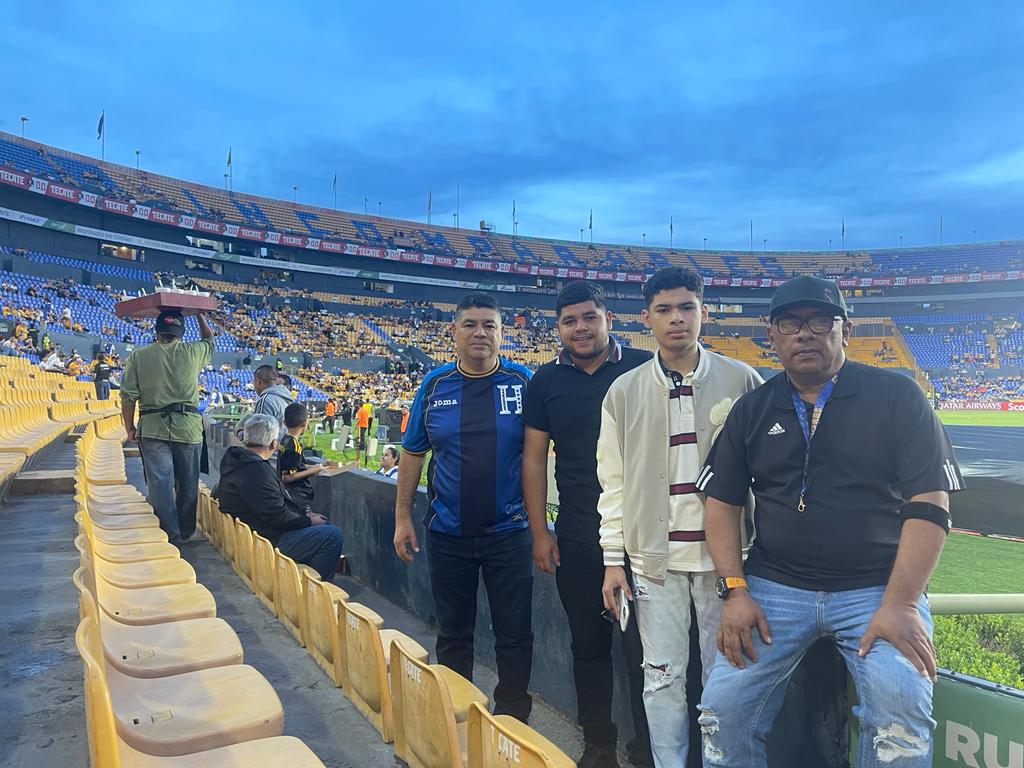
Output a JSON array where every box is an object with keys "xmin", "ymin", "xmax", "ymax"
[{"xmin": 402, "ymin": 358, "xmax": 533, "ymax": 536}]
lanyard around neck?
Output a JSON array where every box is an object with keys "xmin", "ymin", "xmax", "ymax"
[{"xmin": 790, "ymin": 375, "xmax": 838, "ymax": 512}]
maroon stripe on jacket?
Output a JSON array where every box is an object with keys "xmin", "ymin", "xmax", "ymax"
[
  {"xmin": 669, "ymin": 432, "xmax": 698, "ymax": 446},
  {"xmin": 668, "ymin": 530, "xmax": 706, "ymax": 542},
  {"xmin": 669, "ymin": 385, "xmax": 693, "ymax": 398}
]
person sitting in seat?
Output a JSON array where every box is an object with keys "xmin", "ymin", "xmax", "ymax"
[
  {"xmin": 279, "ymin": 403, "xmax": 336, "ymax": 505},
  {"xmin": 218, "ymin": 413, "xmax": 344, "ymax": 582}
]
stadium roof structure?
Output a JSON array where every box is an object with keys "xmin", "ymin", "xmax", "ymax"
[{"xmin": 1, "ymin": 131, "xmax": 1023, "ymax": 291}]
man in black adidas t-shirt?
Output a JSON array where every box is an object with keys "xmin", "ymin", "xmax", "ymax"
[{"xmin": 696, "ymin": 276, "xmax": 964, "ymax": 768}]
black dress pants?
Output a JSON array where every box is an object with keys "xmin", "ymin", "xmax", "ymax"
[{"xmin": 555, "ymin": 536, "xmax": 652, "ymax": 760}]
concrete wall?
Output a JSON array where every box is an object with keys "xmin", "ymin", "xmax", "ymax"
[{"xmin": 204, "ymin": 421, "xmax": 850, "ymax": 766}]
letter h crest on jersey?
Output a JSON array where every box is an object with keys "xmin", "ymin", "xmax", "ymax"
[{"xmin": 497, "ymin": 384, "xmax": 523, "ymax": 415}]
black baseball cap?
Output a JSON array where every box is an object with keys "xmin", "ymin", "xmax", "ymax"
[
  {"xmin": 155, "ymin": 310, "xmax": 185, "ymax": 338},
  {"xmin": 769, "ymin": 275, "xmax": 849, "ymax": 321}
]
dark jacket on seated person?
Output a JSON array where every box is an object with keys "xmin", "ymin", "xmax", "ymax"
[{"xmin": 217, "ymin": 445, "xmax": 310, "ymax": 545}]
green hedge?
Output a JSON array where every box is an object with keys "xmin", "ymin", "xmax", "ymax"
[{"xmin": 934, "ymin": 614, "xmax": 1024, "ymax": 688}]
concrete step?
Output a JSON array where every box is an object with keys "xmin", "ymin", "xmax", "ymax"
[{"xmin": 12, "ymin": 469, "xmax": 75, "ymax": 495}]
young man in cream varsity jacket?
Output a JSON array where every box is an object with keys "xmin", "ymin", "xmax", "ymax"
[{"xmin": 597, "ymin": 268, "xmax": 762, "ymax": 768}]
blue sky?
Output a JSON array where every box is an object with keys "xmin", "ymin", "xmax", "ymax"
[{"xmin": 4, "ymin": 1, "xmax": 1024, "ymax": 252}]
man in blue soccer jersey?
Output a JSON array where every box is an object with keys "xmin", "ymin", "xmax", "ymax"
[{"xmin": 394, "ymin": 293, "xmax": 535, "ymax": 722}]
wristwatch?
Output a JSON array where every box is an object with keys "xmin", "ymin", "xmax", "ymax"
[{"xmin": 715, "ymin": 576, "xmax": 748, "ymax": 600}]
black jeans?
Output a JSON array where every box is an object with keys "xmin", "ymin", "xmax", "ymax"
[
  {"xmin": 556, "ymin": 537, "xmax": 652, "ymax": 759},
  {"xmin": 426, "ymin": 527, "xmax": 533, "ymax": 722}
]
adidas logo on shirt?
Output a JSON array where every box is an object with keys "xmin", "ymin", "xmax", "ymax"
[{"xmin": 768, "ymin": 422, "xmax": 786, "ymax": 436}]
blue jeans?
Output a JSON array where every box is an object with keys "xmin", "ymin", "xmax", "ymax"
[
  {"xmin": 94, "ymin": 380, "xmax": 111, "ymax": 400},
  {"xmin": 138, "ymin": 438, "xmax": 202, "ymax": 545},
  {"xmin": 698, "ymin": 576, "xmax": 934, "ymax": 768},
  {"xmin": 426, "ymin": 528, "xmax": 534, "ymax": 722},
  {"xmin": 278, "ymin": 525, "xmax": 344, "ymax": 581}
]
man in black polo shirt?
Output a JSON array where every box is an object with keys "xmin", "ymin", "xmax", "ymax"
[
  {"xmin": 695, "ymin": 275, "xmax": 963, "ymax": 768},
  {"xmin": 523, "ymin": 281, "xmax": 653, "ymax": 768}
]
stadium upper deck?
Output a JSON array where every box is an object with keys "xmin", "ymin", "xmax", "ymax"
[{"xmin": 2, "ymin": 132, "xmax": 1024, "ymax": 289}]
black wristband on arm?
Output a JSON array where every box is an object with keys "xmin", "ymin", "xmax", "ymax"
[{"xmin": 900, "ymin": 501, "xmax": 951, "ymax": 533}]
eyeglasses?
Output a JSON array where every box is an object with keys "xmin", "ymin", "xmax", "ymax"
[{"xmin": 774, "ymin": 315, "xmax": 841, "ymax": 336}]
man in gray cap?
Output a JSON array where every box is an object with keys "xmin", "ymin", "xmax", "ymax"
[
  {"xmin": 695, "ymin": 275, "xmax": 963, "ymax": 767},
  {"xmin": 121, "ymin": 310, "xmax": 214, "ymax": 546}
]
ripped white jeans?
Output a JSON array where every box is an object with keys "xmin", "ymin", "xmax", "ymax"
[{"xmin": 633, "ymin": 570, "xmax": 720, "ymax": 768}]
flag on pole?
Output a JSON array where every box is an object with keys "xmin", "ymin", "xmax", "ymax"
[
  {"xmin": 588, "ymin": 209, "xmax": 593, "ymax": 231},
  {"xmin": 842, "ymin": 219, "xmax": 845, "ymax": 237},
  {"xmin": 226, "ymin": 147, "xmax": 232, "ymax": 167},
  {"xmin": 332, "ymin": 170, "xmax": 337, "ymax": 194},
  {"xmin": 96, "ymin": 111, "xmax": 104, "ymax": 140},
  {"xmin": 513, "ymin": 199, "xmax": 516, "ymax": 218},
  {"xmin": 670, "ymin": 216, "xmax": 674, "ymax": 235}
]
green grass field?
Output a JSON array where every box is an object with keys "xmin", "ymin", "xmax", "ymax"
[
  {"xmin": 931, "ymin": 532, "xmax": 1024, "ymax": 594},
  {"xmin": 937, "ymin": 410, "xmax": 1024, "ymax": 427},
  {"xmin": 306, "ymin": 429, "xmax": 430, "ymax": 484},
  {"xmin": 930, "ymin": 533, "xmax": 1024, "ymax": 686}
]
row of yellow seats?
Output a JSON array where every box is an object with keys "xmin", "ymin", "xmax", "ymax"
[
  {"xmin": 71, "ymin": 425, "xmax": 327, "ymax": 767},
  {"xmin": 0, "ymin": 403, "xmax": 72, "ymax": 455},
  {"xmin": 0, "ymin": 382, "xmax": 64, "ymax": 406},
  {"xmin": 198, "ymin": 489, "xmax": 573, "ymax": 768}
]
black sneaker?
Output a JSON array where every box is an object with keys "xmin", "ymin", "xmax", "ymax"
[
  {"xmin": 625, "ymin": 744, "xmax": 654, "ymax": 768},
  {"xmin": 578, "ymin": 742, "xmax": 619, "ymax": 768}
]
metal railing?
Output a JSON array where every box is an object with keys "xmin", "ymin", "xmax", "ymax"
[{"xmin": 929, "ymin": 593, "xmax": 1024, "ymax": 615}]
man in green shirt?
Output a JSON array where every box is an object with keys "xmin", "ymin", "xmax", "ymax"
[{"xmin": 121, "ymin": 310, "xmax": 214, "ymax": 546}]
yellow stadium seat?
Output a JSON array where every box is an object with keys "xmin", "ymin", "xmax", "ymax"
[
  {"xmin": 252, "ymin": 532, "xmax": 277, "ymax": 615},
  {"xmin": 234, "ymin": 518, "xmax": 255, "ymax": 591},
  {"xmin": 87, "ymin": 506, "xmax": 163, "ymax": 531},
  {"xmin": 303, "ymin": 569, "xmax": 349, "ymax": 686},
  {"xmin": 75, "ymin": 509, "xmax": 168, "ymax": 545},
  {"xmin": 275, "ymin": 550, "xmax": 318, "ymax": 646},
  {"xmin": 219, "ymin": 512, "xmax": 236, "ymax": 564},
  {"xmin": 391, "ymin": 637, "xmax": 488, "ymax": 767},
  {"xmin": 80, "ymin": 476, "xmax": 148, "ymax": 504},
  {"xmin": 75, "ymin": 616, "xmax": 287, "ymax": 758},
  {"xmin": 74, "ymin": 509, "xmax": 161, "ymax": 552},
  {"xmin": 88, "ymin": 536, "xmax": 181, "ymax": 565},
  {"xmin": 90, "ymin": 502, "xmax": 157, "ymax": 519},
  {"xmin": 466, "ymin": 702, "xmax": 574, "ymax": 768},
  {"xmin": 84, "ymin": 455, "xmax": 128, "ymax": 485},
  {"xmin": 204, "ymin": 496, "xmax": 223, "ymax": 550},
  {"xmin": 73, "ymin": 568, "xmax": 242, "ymax": 678},
  {"xmin": 196, "ymin": 489, "xmax": 212, "ymax": 538},
  {"xmin": 79, "ymin": 623, "xmax": 324, "ymax": 768},
  {"xmin": 86, "ymin": 562, "xmax": 216, "ymax": 626},
  {"xmin": 75, "ymin": 535, "xmax": 195, "ymax": 590},
  {"xmin": 341, "ymin": 601, "xmax": 430, "ymax": 743}
]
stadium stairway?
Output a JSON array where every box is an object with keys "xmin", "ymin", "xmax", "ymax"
[{"xmin": 0, "ymin": 439, "xmax": 586, "ymax": 766}]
